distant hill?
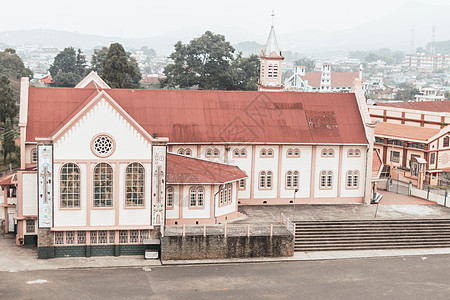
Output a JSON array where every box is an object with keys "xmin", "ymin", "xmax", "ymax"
[
  {"xmin": 0, "ymin": 1, "xmax": 449, "ymax": 56},
  {"xmin": 233, "ymin": 41, "xmax": 265, "ymax": 56}
]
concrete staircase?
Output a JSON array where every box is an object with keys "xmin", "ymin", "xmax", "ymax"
[{"xmin": 294, "ymin": 219, "xmax": 450, "ymax": 252}]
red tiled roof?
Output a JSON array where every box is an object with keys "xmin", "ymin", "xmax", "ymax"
[
  {"xmin": 26, "ymin": 87, "xmax": 368, "ymax": 145},
  {"xmin": 372, "ymin": 150, "xmax": 383, "ymax": 179},
  {"xmin": 166, "ymin": 153, "xmax": 246, "ymax": 184},
  {"xmin": 299, "ymin": 72, "xmax": 360, "ymax": 88},
  {"xmin": 374, "ymin": 121, "xmax": 440, "ymax": 141},
  {"xmin": 379, "ymin": 101, "xmax": 450, "ymax": 113},
  {"xmin": 40, "ymin": 75, "xmax": 54, "ymax": 84},
  {"xmin": 0, "ymin": 174, "xmax": 15, "ymax": 186}
]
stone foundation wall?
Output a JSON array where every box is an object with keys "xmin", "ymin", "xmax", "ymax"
[{"xmin": 161, "ymin": 233, "xmax": 294, "ymax": 260}]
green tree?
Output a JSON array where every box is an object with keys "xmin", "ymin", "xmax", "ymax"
[
  {"xmin": 102, "ymin": 43, "xmax": 140, "ymax": 88},
  {"xmin": 0, "ymin": 48, "xmax": 33, "ymax": 79},
  {"xmin": 49, "ymin": 47, "xmax": 78, "ymax": 77},
  {"xmin": 161, "ymin": 31, "xmax": 235, "ymax": 90},
  {"xmin": 49, "ymin": 47, "xmax": 87, "ymax": 87},
  {"xmin": 53, "ymin": 72, "xmax": 82, "ymax": 87},
  {"xmin": 76, "ymin": 49, "xmax": 87, "ymax": 77},
  {"xmin": 0, "ymin": 77, "xmax": 18, "ymax": 164},
  {"xmin": 2, "ymin": 119, "xmax": 15, "ymax": 164},
  {"xmin": 231, "ymin": 53, "xmax": 260, "ymax": 91},
  {"xmin": 90, "ymin": 46, "xmax": 109, "ymax": 76},
  {"xmin": 0, "ymin": 76, "xmax": 17, "ymax": 124}
]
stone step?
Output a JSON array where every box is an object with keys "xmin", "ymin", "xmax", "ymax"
[
  {"xmin": 145, "ymin": 249, "xmax": 159, "ymax": 260},
  {"xmin": 294, "ymin": 244, "xmax": 450, "ymax": 251}
]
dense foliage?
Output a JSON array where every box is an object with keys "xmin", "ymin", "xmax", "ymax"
[{"xmin": 161, "ymin": 31, "xmax": 260, "ymax": 91}]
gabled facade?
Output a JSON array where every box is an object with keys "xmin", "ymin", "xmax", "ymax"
[{"xmin": 14, "ymin": 72, "xmax": 374, "ymax": 258}]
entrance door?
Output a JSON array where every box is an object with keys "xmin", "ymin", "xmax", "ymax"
[{"xmin": 7, "ymin": 213, "xmax": 14, "ymax": 232}]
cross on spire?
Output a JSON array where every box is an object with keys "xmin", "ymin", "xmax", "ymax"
[{"xmin": 271, "ymin": 10, "xmax": 275, "ymax": 27}]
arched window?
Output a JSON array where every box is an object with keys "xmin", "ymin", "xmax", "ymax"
[
  {"xmin": 261, "ymin": 149, "xmax": 267, "ymax": 157},
  {"xmin": 190, "ymin": 188, "xmax": 197, "ymax": 206},
  {"xmin": 348, "ymin": 149, "xmax": 354, "ymax": 157},
  {"xmin": 327, "ymin": 171, "xmax": 333, "ymax": 187},
  {"xmin": 206, "ymin": 149, "xmax": 212, "ymax": 157},
  {"xmin": 240, "ymin": 149, "xmax": 246, "ymax": 157},
  {"xmin": 286, "ymin": 171, "xmax": 293, "ymax": 188},
  {"xmin": 354, "ymin": 149, "xmax": 360, "ymax": 156},
  {"xmin": 213, "ymin": 149, "xmax": 220, "ymax": 157},
  {"xmin": 239, "ymin": 179, "xmax": 246, "ymax": 190},
  {"xmin": 93, "ymin": 163, "xmax": 113, "ymax": 207},
  {"xmin": 260, "ymin": 171, "xmax": 266, "ymax": 188},
  {"xmin": 353, "ymin": 171, "xmax": 359, "ymax": 187},
  {"xmin": 320, "ymin": 171, "xmax": 327, "ymax": 188},
  {"xmin": 444, "ymin": 136, "xmax": 449, "ymax": 147},
  {"xmin": 267, "ymin": 171, "xmax": 273, "ymax": 188},
  {"xmin": 60, "ymin": 163, "xmax": 80, "ymax": 208},
  {"xmin": 328, "ymin": 149, "xmax": 334, "ymax": 156},
  {"xmin": 293, "ymin": 171, "xmax": 299, "ymax": 188},
  {"xmin": 347, "ymin": 171, "xmax": 353, "ymax": 187},
  {"xmin": 185, "ymin": 148, "xmax": 192, "ymax": 156},
  {"xmin": 125, "ymin": 163, "xmax": 145, "ymax": 206},
  {"xmin": 190, "ymin": 187, "xmax": 204, "ymax": 207},
  {"xmin": 234, "ymin": 149, "xmax": 240, "ymax": 157},
  {"xmin": 287, "ymin": 149, "xmax": 293, "ymax": 157},
  {"xmin": 166, "ymin": 187, "xmax": 173, "ymax": 207},
  {"xmin": 293, "ymin": 149, "xmax": 300, "ymax": 157},
  {"xmin": 321, "ymin": 148, "xmax": 328, "ymax": 156},
  {"xmin": 197, "ymin": 187, "xmax": 204, "ymax": 206},
  {"xmin": 346, "ymin": 170, "xmax": 359, "ymax": 189},
  {"xmin": 267, "ymin": 149, "xmax": 274, "ymax": 157},
  {"xmin": 178, "ymin": 148, "xmax": 185, "ymax": 155},
  {"xmin": 31, "ymin": 149, "xmax": 38, "ymax": 163}
]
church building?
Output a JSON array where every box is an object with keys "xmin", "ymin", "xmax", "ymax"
[{"xmin": 8, "ymin": 24, "xmax": 377, "ymax": 258}]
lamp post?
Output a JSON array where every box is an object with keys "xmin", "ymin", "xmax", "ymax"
[{"xmin": 293, "ymin": 188, "xmax": 299, "ymax": 220}]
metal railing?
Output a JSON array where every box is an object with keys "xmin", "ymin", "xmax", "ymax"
[
  {"xmin": 162, "ymin": 223, "xmax": 289, "ymax": 238},
  {"xmin": 280, "ymin": 213, "xmax": 295, "ymax": 234}
]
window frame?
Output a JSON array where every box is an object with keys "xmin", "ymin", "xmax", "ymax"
[
  {"xmin": 320, "ymin": 170, "xmax": 333, "ymax": 189},
  {"xmin": 166, "ymin": 187, "xmax": 174, "ymax": 208},
  {"xmin": 60, "ymin": 163, "xmax": 81, "ymax": 209},
  {"xmin": 124, "ymin": 162, "xmax": 145, "ymax": 208},
  {"xmin": 31, "ymin": 148, "xmax": 38, "ymax": 163},
  {"xmin": 189, "ymin": 186, "xmax": 205, "ymax": 209},
  {"xmin": 93, "ymin": 163, "xmax": 114, "ymax": 208}
]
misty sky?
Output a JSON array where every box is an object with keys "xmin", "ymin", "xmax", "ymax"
[{"xmin": 1, "ymin": 0, "xmax": 448, "ymax": 38}]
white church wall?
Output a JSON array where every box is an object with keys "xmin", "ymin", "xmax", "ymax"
[
  {"xmin": 279, "ymin": 146, "xmax": 312, "ymax": 199},
  {"xmin": 253, "ymin": 145, "xmax": 278, "ymax": 199},
  {"xmin": 340, "ymin": 146, "xmax": 366, "ymax": 198},
  {"xmin": 227, "ymin": 145, "xmax": 252, "ymax": 199},
  {"xmin": 182, "ymin": 185, "xmax": 212, "ymax": 219},
  {"xmin": 22, "ymin": 172, "xmax": 37, "ymax": 216},
  {"xmin": 314, "ymin": 146, "xmax": 339, "ymax": 198},
  {"xmin": 166, "ymin": 185, "xmax": 180, "ymax": 220},
  {"xmin": 54, "ymin": 97, "xmax": 151, "ymax": 161}
]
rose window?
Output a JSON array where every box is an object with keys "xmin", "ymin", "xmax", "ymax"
[{"xmin": 93, "ymin": 135, "xmax": 114, "ymax": 157}]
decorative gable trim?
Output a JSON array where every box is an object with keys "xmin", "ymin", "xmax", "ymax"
[
  {"xmin": 75, "ymin": 71, "xmax": 110, "ymax": 89},
  {"xmin": 51, "ymin": 90, "xmax": 156, "ymax": 145}
]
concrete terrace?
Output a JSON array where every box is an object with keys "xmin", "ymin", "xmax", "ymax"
[{"xmin": 235, "ymin": 191, "xmax": 450, "ymax": 224}]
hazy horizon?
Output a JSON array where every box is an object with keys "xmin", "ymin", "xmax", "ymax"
[{"xmin": 2, "ymin": 0, "xmax": 449, "ymax": 39}]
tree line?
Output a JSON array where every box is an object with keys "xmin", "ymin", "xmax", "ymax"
[{"xmin": 50, "ymin": 43, "xmax": 142, "ymax": 88}]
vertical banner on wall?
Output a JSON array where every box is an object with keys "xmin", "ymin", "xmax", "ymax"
[
  {"xmin": 38, "ymin": 145, "xmax": 53, "ymax": 228},
  {"xmin": 151, "ymin": 145, "xmax": 167, "ymax": 226}
]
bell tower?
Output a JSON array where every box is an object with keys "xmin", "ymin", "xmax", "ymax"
[{"xmin": 258, "ymin": 11, "xmax": 284, "ymax": 92}]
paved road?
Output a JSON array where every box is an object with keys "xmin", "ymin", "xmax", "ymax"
[{"xmin": 1, "ymin": 255, "xmax": 450, "ymax": 299}]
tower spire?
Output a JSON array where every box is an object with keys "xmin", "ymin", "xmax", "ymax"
[{"xmin": 271, "ymin": 10, "xmax": 275, "ymax": 27}]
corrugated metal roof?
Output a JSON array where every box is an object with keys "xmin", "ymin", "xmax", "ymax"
[
  {"xmin": 379, "ymin": 101, "xmax": 450, "ymax": 113},
  {"xmin": 166, "ymin": 153, "xmax": 246, "ymax": 184},
  {"xmin": 374, "ymin": 122, "xmax": 440, "ymax": 141},
  {"xmin": 26, "ymin": 87, "xmax": 368, "ymax": 144},
  {"xmin": 0, "ymin": 173, "xmax": 15, "ymax": 186}
]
